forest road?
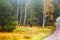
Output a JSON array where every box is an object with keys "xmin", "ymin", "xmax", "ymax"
[{"xmin": 44, "ymin": 25, "xmax": 60, "ymax": 40}]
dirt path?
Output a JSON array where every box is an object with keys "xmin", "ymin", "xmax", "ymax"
[{"xmin": 44, "ymin": 25, "xmax": 60, "ymax": 40}]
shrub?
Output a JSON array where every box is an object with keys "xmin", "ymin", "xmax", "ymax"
[{"xmin": 4, "ymin": 21, "xmax": 17, "ymax": 32}]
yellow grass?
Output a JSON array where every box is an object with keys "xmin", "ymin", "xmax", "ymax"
[{"xmin": 0, "ymin": 26, "xmax": 55, "ymax": 40}]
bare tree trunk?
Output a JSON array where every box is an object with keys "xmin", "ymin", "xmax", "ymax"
[
  {"xmin": 42, "ymin": 0, "xmax": 46, "ymax": 28},
  {"xmin": 23, "ymin": 0, "xmax": 32, "ymax": 26},
  {"xmin": 17, "ymin": 0, "xmax": 19, "ymax": 26}
]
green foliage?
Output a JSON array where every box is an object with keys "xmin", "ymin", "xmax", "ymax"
[
  {"xmin": 53, "ymin": 4, "xmax": 60, "ymax": 20},
  {"xmin": 4, "ymin": 21, "xmax": 17, "ymax": 32},
  {"xmin": 0, "ymin": 0, "xmax": 16, "ymax": 32}
]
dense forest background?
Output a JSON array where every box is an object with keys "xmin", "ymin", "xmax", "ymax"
[{"xmin": 0, "ymin": 0, "xmax": 60, "ymax": 27}]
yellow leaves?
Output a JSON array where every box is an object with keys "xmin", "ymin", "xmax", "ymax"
[
  {"xmin": 43, "ymin": 0, "xmax": 54, "ymax": 21},
  {"xmin": 44, "ymin": 0, "xmax": 54, "ymax": 16},
  {"xmin": 50, "ymin": 15, "xmax": 54, "ymax": 20}
]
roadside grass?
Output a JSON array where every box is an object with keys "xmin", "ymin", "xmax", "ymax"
[{"xmin": 0, "ymin": 26, "xmax": 55, "ymax": 40}]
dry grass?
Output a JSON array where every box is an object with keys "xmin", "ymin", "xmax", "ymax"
[{"xmin": 0, "ymin": 26, "xmax": 55, "ymax": 40}]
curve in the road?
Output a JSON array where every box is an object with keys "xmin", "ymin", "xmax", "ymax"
[{"xmin": 44, "ymin": 17, "xmax": 60, "ymax": 40}]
